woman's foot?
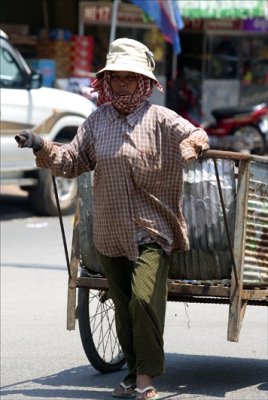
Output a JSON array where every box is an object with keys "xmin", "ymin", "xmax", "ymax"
[
  {"xmin": 135, "ymin": 386, "xmax": 159, "ymax": 400},
  {"xmin": 135, "ymin": 375, "xmax": 159, "ymax": 399},
  {"xmin": 112, "ymin": 382, "xmax": 136, "ymax": 398}
]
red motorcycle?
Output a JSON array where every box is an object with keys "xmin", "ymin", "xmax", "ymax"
[
  {"xmin": 203, "ymin": 102, "xmax": 268, "ymax": 155},
  {"xmin": 177, "ymin": 81, "xmax": 268, "ymax": 155}
]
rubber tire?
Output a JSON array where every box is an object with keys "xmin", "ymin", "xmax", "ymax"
[
  {"xmin": 77, "ymin": 284, "xmax": 125, "ymax": 373},
  {"xmin": 28, "ymin": 169, "xmax": 77, "ymax": 216}
]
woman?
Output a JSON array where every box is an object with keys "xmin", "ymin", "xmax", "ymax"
[{"xmin": 16, "ymin": 38, "xmax": 209, "ymax": 400}]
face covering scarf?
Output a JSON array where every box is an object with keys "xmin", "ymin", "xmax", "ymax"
[{"xmin": 90, "ymin": 72, "xmax": 163, "ymax": 114}]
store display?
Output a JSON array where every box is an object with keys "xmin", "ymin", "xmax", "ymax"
[
  {"xmin": 35, "ymin": 30, "xmax": 94, "ymax": 79},
  {"xmin": 30, "ymin": 59, "xmax": 56, "ymax": 87},
  {"xmin": 70, "ymin": 35, "xmax": 94, "ymax": 77}
]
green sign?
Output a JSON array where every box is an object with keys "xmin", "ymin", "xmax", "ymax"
[{"xmin": 178, "ymin": 0, "xmax": 267, "ymax": 19}]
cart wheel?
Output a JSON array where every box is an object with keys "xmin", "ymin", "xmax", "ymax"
[{"xmin": 78, "ymin": 286, "xmax": 125, "ymax": 373}]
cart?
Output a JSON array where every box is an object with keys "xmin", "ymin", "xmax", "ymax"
[{"xmin": 61, "ymin": 150, "xmax": 268, "ymax": 373}]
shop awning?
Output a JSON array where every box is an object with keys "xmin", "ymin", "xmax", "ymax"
[{"xmin": 178, "ymin": 0, "xmax": 268, "ymax": 19}]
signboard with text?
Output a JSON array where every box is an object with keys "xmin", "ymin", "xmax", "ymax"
[
  {"xmin": 79, "ymin": 1, "xmax": 154, "ymax": 28},
  {"xmin": 243, "ymin": 18, "xmax": 268, "ymax": 32},
  {"xmin": 179, "ymin": 0, "xmax": 267, "ymax": 19}
]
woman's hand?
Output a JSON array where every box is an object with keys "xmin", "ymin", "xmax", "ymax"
[
  {"xmin": 180, "ymin": 130, "xmax": 209, "ymax": 164},
  {"xmin": 15, "ymin": 130, "xmax": 43, "ymax": 150}
]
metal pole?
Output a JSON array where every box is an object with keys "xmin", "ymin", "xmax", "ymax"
[
  {"xmin": 42, "ymin": 0, "xmax": 49, "ymax": 37},
  {"xmin": 109, "ymin": 0, "xmax": 121, "ymax": 44},
  {"xmin": 213, "ymin": 159, "xmax": 238, "ymax": 286},
  {"xmin": 78, "ymin": 2, "xmax": 84, "ymax": 35},
  {"xmin": 52, "ymin": 175, "xmax": 72, "ymax": 280},
  {"xmin": 172, "ymin": 52, "xmax": 177, "ymax": 80}
]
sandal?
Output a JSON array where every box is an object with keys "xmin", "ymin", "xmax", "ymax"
[
  {"xmin": 135, "ymin": 386, "xmax": 159, "ymax": 400},
  {"xmin": 112, "ymin": 382, "xmax": 136, "ymax": 398}
]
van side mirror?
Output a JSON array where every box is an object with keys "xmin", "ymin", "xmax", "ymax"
[{"xmin": 26, "ymin": 71, "xmax": 43, "ymax": 89}]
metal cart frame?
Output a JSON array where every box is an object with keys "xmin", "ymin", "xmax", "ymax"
[{"xmin": 62, "ymin": 150, "xmax": 267, "ymax": 372}]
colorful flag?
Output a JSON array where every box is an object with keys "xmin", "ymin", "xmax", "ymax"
[{"xmin": 129, "ymin": 0, "xmax": 184, "ymax": 54}]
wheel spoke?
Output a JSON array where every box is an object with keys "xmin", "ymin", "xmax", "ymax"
[
  {"xmin": 88, "ymin": 290, "xmax": 123, "ymax": 364},
  {"xmin": 78, "ymin": 286, "xmax": 125, "ymax": 372}
]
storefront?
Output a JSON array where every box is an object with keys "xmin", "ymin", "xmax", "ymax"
[
  {"xmin": 78, "ymin": 1, "xmax": 168, "ymax": 105},
  {"xmin": 173, "ymin": 17, "xmax": 268, "ymax": 123},
  {"xmin": 1, "ymin": 0, "xmax": 267, "ymax": 115}
]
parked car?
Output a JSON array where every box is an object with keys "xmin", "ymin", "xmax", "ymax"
[{"xmin": 0, "ymin": 29, "xmax": 96, "ymax": 215}]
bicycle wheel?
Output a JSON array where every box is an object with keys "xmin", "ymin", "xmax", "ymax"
[{"xmin": 78, "ymin": 285, "xmax": 125, "ymax": 373}]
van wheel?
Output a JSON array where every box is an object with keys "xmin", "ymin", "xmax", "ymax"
[{"xmin": 28, "ymin": 169, "xmax": 77, "ymax": 216}]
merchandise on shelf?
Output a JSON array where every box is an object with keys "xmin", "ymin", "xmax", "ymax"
[
  {"xmin": 70, "ymin": 35, "xmax": 94, "ymax": 77},
  {"xmin": 35, "ymin": 33, "xmax": 94, "ymax": 79},
  {"xmin": 30, "ymin": 59, "xmax": 56, "ymax": 87}
]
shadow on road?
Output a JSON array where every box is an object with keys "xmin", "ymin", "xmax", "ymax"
[
  {"xmin": 1, "ymin": 353, "xmax": 267, "ymax": 399},
  {"xmin": 158, "ymin": 353, "xmax": 268, "ymax": 398},
  {"xmin": 0, "ymin": 192, "xmax": 35, "ymax": 221}
]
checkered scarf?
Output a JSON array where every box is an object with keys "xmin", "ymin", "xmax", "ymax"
[{"xmin": 91, "ymin": 72, "xmax": 163, "ymax": 114}]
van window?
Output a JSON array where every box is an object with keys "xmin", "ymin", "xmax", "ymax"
[{"xmin": 0, "ymin": 47, "xmax": 24, "ymax": 88}]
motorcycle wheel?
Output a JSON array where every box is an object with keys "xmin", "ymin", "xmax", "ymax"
[{"xmin": 232, "ymin": 125, "xmax": 266, "ymax": 155}]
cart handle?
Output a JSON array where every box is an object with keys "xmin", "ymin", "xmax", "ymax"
[{"xmin": 52, "ymin": 174, "xmax": 72, "ymax": 280}]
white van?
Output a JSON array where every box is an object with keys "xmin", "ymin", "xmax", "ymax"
[{"xmin": 0, "ymin": 29, "xmax": 96, "ymax": 215}]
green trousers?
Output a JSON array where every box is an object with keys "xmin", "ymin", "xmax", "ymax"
[{"xmin": 98, "ymin": 243, "xmax": 170, "ymax": 385}]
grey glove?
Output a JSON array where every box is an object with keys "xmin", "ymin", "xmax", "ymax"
[{"xmin": 15, "ymin": 129, "xmax": 43, "ymax": 150}]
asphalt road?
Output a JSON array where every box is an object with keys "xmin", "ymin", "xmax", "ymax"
[{"xmin": 1, "ymin": 187, "xmax": 267, "ymax": 400}]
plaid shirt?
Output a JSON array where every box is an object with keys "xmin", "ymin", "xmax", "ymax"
[{"xmin": 36, "ymin": 100, "xmax": 209, "ymax": 260}]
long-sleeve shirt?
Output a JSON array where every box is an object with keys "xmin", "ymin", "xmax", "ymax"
[{"xmin": 35, "ymin": 100, "xmax": 209, "ymax": 260}]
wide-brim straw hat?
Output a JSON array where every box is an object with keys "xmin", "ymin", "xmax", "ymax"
[{"xmin": 96, "ymin": 38, "xmax": 158, "ymax": 82}]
